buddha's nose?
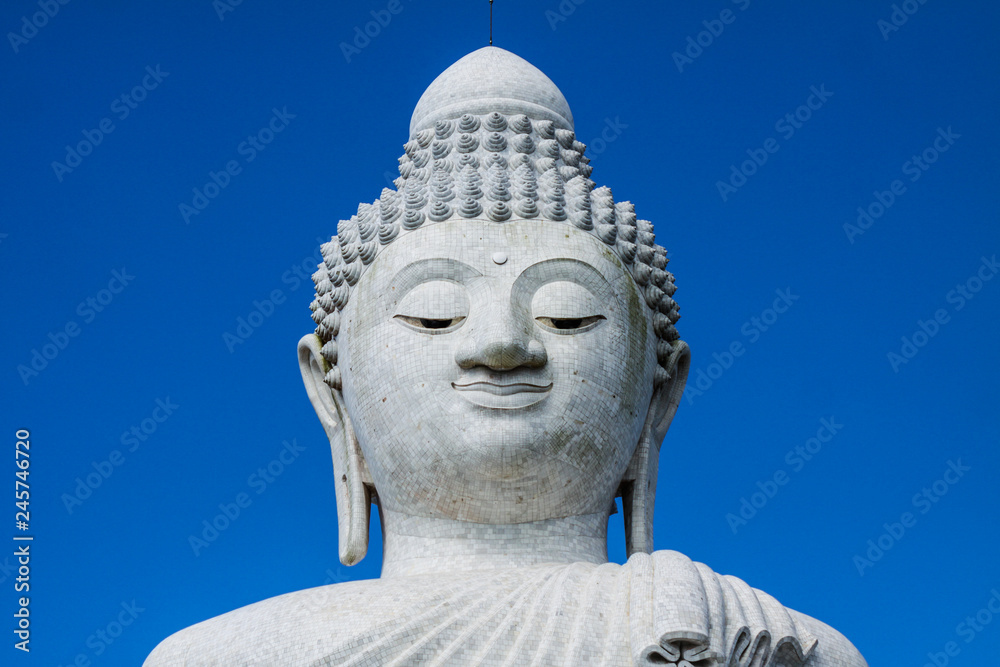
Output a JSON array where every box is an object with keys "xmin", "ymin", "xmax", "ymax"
[{"xmin": 455, "ymin": 311, "xmax": 547, "ymax": 371}]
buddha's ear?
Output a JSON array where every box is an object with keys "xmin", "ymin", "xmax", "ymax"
[
  {"xmin": 646, "ymin": 340, "xmax": 691, "ymax": 444},
  {"xmin": 621, "ymin": 340, "xmax": 690, "ymax": 557},
  {"xmin": 298, "ymin": 334, "xmax": 370, "ymax": 566}
]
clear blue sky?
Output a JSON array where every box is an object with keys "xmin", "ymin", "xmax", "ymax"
[{"xmin": 3, "ymin": 1, "xmax": 998, "ymax": 664}]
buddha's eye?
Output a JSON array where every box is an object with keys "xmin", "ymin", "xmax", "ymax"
[
  {"xmin": 532, "ymin": 281, "xmax": 607, "ymax": 335},
  {"xmin": 535, "ymin": 315, "xmax": 605, "ymax": 333},
  {"xmin": 394, "ymin": 315, "xmax": 466, "ymax": 333},
  {"xmin": 394, "ymin": 280, "xmax": 469, "ymax": 334}
]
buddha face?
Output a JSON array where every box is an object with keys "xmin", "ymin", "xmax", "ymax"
[{"xmin": 339, "ymin": 219, "xmax": 660, "ymax": 523}]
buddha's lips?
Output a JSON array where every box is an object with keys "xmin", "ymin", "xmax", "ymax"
[{"xmin": 451, "ymin": 381, "xmax": 552, "ymax": 396}]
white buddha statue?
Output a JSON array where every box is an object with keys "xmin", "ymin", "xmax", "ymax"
[{"xmin": 146, "ymin": 47, "xmax": 866, "ymax": 666}]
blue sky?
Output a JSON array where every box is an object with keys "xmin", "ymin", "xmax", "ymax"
[{"xmin": 2, "ymin": 0, "xmax": 998, "ymax": 664}]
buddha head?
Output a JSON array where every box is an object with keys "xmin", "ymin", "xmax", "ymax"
[{"xmin": 297, "ymin": 47, "xmax": 690, "ymax": 567}]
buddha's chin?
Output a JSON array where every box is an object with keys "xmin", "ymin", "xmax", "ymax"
[{"xmin": 369, "ymin": 437, "xmax": 626, "ymax": 521}]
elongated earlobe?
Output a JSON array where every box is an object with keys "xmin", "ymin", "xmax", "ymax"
[
  {"xmin": 298, "ymin": 334, "xmax": 371, "ymax": 565},
  {"xmin": 621, "ymin": 340, "xmax": 690, "ymax": 556}
]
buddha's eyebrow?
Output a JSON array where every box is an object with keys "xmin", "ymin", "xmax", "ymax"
[
  {"xmin": 390, "ymin": 258, "xmax": 482, "ymax": 295},
  {"xmin": 512, "ymin": 258, "xmax": 613, "ymax": 300}
]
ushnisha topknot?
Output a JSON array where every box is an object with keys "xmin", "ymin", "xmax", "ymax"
[{"xmin": 309, "ymin": 48, "xmax": 680, "ymax": 390}]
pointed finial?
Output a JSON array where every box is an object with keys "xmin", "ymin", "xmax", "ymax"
[{"xmin": 489, "ymin": 0, "xmax": 494, "ymax": 45}]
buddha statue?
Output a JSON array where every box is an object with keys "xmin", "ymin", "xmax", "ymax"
[{"xmin": 146, "ymin": 47, "xmax": 866, "ymax": 666}]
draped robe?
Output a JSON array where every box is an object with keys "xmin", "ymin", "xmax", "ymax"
[{"xmin": 145, "ymin": 551, "xmax": 866, "ymax": 666}]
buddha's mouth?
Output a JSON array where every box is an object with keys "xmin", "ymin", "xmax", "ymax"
[
  {"xmin": 451, "ymin": 379, "xmax": 552, "ymax": 409},
  {"xmin": 451, "ymin": 381, "xmax": 552, "ymax": 395}
]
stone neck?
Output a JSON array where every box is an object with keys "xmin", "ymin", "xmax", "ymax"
[{"xmin": 377, "ymin": 507, "xmax": 611, "ymax": 579}]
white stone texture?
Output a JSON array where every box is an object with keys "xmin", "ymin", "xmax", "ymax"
[{"xmin": 410, "ymin": 47, "xmax": 574, "ymax": 136}]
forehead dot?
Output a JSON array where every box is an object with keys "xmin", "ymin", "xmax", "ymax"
[{"xmin": 491, "ymin": 251, "xmax": 508, "ymax": 265}]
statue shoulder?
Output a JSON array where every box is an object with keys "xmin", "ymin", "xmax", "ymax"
[
  {"xmin": 786, "ymin": 608, "xmax": 868, "ymax": 667},
  {"xmin": 143, "ymin": 579, "xmax": 376, "ymax": 666},
  {"xmin": 639, "ymin": 552, "xmax": 867, "ymax": 667}
]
